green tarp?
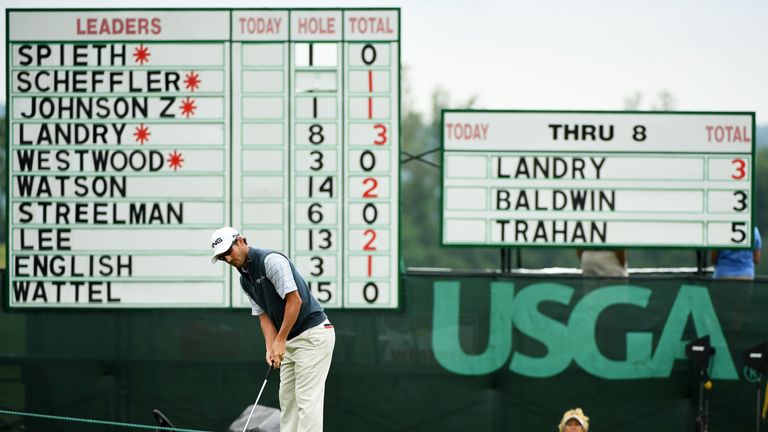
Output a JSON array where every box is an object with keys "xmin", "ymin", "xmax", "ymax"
[{"xmin": 1, "ymin": 272, "xmax": 766, "ymax": 431}]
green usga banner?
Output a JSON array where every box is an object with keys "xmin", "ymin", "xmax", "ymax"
[
  {"xmin": 431, "ymin": 279, "xmax": 740, "ymax": 380},
  {"xmin": 4, "ymin": 273, "xmax": 765, "ymax": 430},
  {"xmin": 326, "ymin": 274, "xmax": 766, "ymax": 430}
]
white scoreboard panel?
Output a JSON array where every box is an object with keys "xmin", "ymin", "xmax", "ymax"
[
  {"xmin": 441, "ymin": 110, "xmax": 755, "ymax": 248},
  {"xmin": 6, "ymin": 9, "xmax": 400, "ymax": 309}
]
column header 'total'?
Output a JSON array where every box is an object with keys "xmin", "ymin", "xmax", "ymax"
[{"xmin": 344, "ymin": 10, "xmax": 399, "ymax": 41}]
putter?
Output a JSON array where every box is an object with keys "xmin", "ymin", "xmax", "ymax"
[{"xmin": 242, "ymin": 364, "xmax": 274, "ymax": 432}]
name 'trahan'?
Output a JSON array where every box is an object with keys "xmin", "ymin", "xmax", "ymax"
[{"xmin": 495, "ymin": 219, "xmax": 607, "ymax": 244}]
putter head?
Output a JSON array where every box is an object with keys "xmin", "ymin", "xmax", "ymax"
[
  {"xmin": 228, "ymin": 404, "xmax": 280, "ymax": 432},
  {"xmin": 152, "ymin": 409, "xmax": 175, "ymax": 430}
]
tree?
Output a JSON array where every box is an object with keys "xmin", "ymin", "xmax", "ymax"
[{"xmin": 400, "ymin": 86, "xmax": 500, "ymax": 269}]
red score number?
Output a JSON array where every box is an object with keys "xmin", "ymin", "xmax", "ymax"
[
  {"xmin": 373, "ymin": 124, "xmax": 387, "ymax": 145},
  {"xmin": 362, "ymin": 178, "xmax": 378, "ymax": 198},
  {"xmin": 731, "ymin": 158, "xmax": 746, "ymax": 180},
  {"xmin": 363, "ymin": 229, "xmax": 377, "ymax": 251}
]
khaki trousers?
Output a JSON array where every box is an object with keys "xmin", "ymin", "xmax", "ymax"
[{"xmin": 280, "ymin": 321, "xmax": 335, "ymax": 432}]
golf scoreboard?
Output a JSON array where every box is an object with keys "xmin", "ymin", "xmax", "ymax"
[
  {"xmin": 442, "ymin": 110, "xmax": 755, "ymax": 248},
  {"xmin": 6, "ymin": 9, "xmax": 400, "ymax": 309}
]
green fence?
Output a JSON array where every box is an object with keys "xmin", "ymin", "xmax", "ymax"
[{"xmin": 1, "ymin": 271, "xmax": 766, "ymax": 431}]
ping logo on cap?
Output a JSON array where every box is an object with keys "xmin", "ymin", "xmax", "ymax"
[{"xmin": 211, "ymin": 237, "xmax": 224, "ymax": 248}]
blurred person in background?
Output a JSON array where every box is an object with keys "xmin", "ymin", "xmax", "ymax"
[
  {"xmin": 577, "ymin": 249, "xmax": 628, "ymax": 277},
  {"xmin": 558, "ymin": 407, "xmax": 590, "ymax": 432},
  {"xmin": 711, "ymin": 227, "xmax": 762, "ymax": 280}
]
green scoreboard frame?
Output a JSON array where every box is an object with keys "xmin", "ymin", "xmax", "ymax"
[
  {"xmin": 5, "ymin": 8, "xmax": 401, "ymax": 310},
  {"xmin": 440, "ymin": 109, "xmax": 756, "ymax": 249}
]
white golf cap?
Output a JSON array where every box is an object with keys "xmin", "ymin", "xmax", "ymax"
[
  {"xmin": 210, "ymin": 226, "xmax": 240, "ymax": 263},
  {"xmin": 564, "ymin": 415, "xmax": 585, "ymax": 427},
  {"xmin": 559, "ymin": 408, "xmax": 589, "ymax": 432}
]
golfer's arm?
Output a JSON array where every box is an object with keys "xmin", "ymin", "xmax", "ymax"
[
  {"xmin": 259, "ymin": 313, "xmax": 278, "ymax": 349},
  {"xmin": 276, "ymin": 291, "xmax": 302, "ymax": 342}
]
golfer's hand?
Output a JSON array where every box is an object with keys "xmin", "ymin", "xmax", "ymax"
[
  {"xmin": 271, "ymin": 339, "xmax": 286, "ymax": 368},
  {"xmin": 265, "ymin": 350, "xmax": 273, "ymax": 366}
]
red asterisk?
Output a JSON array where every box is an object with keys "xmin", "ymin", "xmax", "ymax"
[
  {"xmin": 133, "ymin": 124, "xmax": 151, "ymax": 144},
  {"xmin": 184, "ymin": 71, "xmax": 201, "ymax": 91},
  {"xmin": 167, "ymin": 150, "xmax": 184, "ymax": 170},
  {"xmin": 179, "ymin": 97, "xmax": 197, "ymax": 118},
  {"xmin": 133, "ymin": 44, "xmax": 150, "ymax": 65}
]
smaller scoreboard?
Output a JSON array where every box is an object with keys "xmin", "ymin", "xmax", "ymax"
[{"xmin": 441, "ymin": 110, "xmax": 755, "ymax": 248}]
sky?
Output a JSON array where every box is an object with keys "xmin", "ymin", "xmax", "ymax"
[{"xmin": 2, "ymin": 0, "xmax": 768, "ymax": 123}]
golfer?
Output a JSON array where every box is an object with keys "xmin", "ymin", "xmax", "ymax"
[{"xmin": 210, "ymin": 227, "xmax": 335, "ymax": 432}]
